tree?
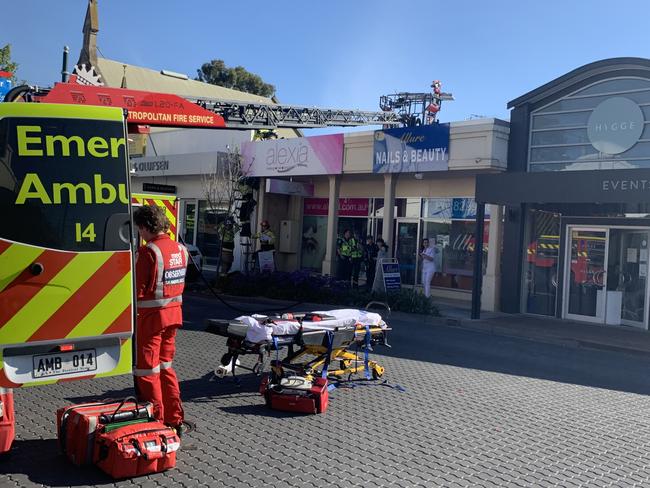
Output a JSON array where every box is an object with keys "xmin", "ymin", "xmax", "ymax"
[
  {"xmin": 196, "ymin": 59, "xmax": 275, "ymax": 97},
  {"xmin": 201, "ymin": 147, "xmax": 244, "ymax": 276},
  {"xmin": 0, "ymin": 44, "xmax": 18, "ymax": 81}
]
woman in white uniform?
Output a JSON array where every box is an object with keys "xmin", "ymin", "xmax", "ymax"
[{"xmin": 420, "ymin": 238, "xmax": 437, "ymax": 298}]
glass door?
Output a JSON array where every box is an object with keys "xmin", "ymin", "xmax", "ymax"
[
  {"xmin": 395, "ymin": 220, "xmax": 420, "ymax": 286},
  {"xmin": 606, "ymin": 229, "xmax": 649, "ymax": 329},
  {"xmin": 182, "ymin": 200, "xmax": 197, "ymax": 245},
  {"xmin": 564, "ymin": 227, "xmax": 609, "ymax": 323}
]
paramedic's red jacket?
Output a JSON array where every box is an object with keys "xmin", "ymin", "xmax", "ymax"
[{"xmin": 136, "ymin": 233, "xmax": 187, "ymax": 326}]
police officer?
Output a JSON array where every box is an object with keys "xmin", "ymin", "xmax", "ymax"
[
  {"xmin": 217, "ymin": 217, "xmax": 240, "ymax": 276},
  {"xmin": 350, "ymin": 232, "xmax": 364, "ymax": 288},
  {"xmin": 133, "ymin": 205, "xmax": 188, "ymax": 435},
  {"xmin": 336, "ymin": 229, "xmax": 355, "ymax": 282}
]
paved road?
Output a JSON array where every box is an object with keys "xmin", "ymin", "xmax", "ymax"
[{"xmin": 4, "ymin": 293, "xmax": 650, "ymax": 487}]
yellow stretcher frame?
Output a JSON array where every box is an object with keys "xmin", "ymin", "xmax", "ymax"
[{"xmin": 277, "ymin": 326, "xmax": 387, "ymax": 381}]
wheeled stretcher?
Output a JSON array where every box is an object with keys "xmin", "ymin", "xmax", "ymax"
[{"xmin": 205, "ymin": 309, "xmax": 391, "ymax": 382}]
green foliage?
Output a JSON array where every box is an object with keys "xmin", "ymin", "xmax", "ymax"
[
  {"xmin": 0, "ymin": 44, "xmax": 18, "ymax": 81},
  {"xmin": 196, "ymin": 59, "xmax": 275, "ymax": 97},
  {"xmin": 217, "ymin": 271, "xmax": 440, "ymax": 316}
]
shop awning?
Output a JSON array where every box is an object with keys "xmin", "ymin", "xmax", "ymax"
[{"xmin": 476, "ymin": 168, "xmax": 650, "ymax": 205}]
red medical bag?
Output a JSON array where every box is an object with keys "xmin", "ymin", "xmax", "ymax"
[
  {"xmin": 261, "ymin": 375, "xmax": 329, "ymax": 414},
  {"xmin": 57, "ymin": 398, "xmax": 153, "ymax": 466},
  {"xmin": 94, "ymin": 421, "xmax": 179, "ymax": 479},
  {"xmin": 0, "ymin": 389, "xmax": 15, "ymax": 454}
]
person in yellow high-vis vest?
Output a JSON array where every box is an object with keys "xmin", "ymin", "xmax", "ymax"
[
  {"xmin": 350, "ymin": 232, "xmax": 364, "ymax": 288},
  {"xmin": 336, "ymin": 229, "xmax": 357, "ymax": 283}
]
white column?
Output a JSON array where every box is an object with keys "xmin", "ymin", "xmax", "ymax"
[
  {"xmin": 383, "ymin": 174, "xmax": 396, "ymax": 254},
  {"xmin": 321, "ymin": 175, "xmax": 340, "ymax": 275},
  {"xmin": 481, "ymin": 204, "xmax": 503, "ymax": 312}
]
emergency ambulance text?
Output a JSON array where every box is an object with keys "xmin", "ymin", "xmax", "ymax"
[{"xmin": 16, "ymin": 125, "xmax": 126, "ymax": 158}]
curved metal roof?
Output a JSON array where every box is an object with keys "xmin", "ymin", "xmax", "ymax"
[{"xmin": 507, "ymin": 57, "xmax": 650, "ymax": 109}]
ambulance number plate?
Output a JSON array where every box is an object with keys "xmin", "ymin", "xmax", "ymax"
[{"xmin": 32, "ymin": 349, "xmax": 97, "ymax": 378}]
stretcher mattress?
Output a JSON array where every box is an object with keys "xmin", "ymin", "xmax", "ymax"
[{"xmin": 205, "ymin": 309, "xmax": 386, "ymax": 345}]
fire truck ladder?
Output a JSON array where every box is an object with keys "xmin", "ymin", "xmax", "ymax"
[
  {"xmin": 5, "ymin": 84, "xmax": 401, "ymax": 130},
  {"xmin": 188, "ymin": 96, "xmax": 401, "ymax": 130}
]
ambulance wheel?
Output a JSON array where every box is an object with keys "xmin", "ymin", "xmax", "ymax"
[
  {"xmin": 372, "ymin": 368, "xmax": 383, "ymax": 380},
  {"xmin": 220, "ymin": 353, "xmax": 233, "ymax": 366}
]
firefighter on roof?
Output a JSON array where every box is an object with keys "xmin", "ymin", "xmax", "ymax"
[{"xmin": 133, "ymin": 205, "xmax": 188, "ymax": 435}]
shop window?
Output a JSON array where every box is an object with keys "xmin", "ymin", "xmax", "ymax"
[
  {"xmin": 372, "ymin": 198, "xmax": 385, "ymax": 217},
  {"xmin": 420, "ymin": 198, "xmax": 489, "ymax": 291},
  {"xmin": 183, "ymin": 202, "xmax": 196, "ymax": 246},
  {"xmin": 301, "ymin": 215, "xmax": 327, "ymax": 272},
  {"xmin": 522, "ymin": 209, "xmax": 560, "ymax": 316},
  {"xmin": 529, "ymin": 77, "xmax": 650, "ymax": 172},
  {"xmin": 196, "ymin": 200, "xmax": 228, "ymax": 268},
  {"xmin": 396, "ymin": 198, "xmax": 421, "ymax": 218}
]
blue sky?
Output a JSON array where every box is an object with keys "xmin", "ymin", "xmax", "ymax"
[{"xmin": 3, "ymin": 0, "xmax": 650, "ymax": 132}]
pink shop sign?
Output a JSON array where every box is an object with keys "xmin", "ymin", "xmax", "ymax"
[
  {"xmin": 304, "ymin": 198, "xmax": 369, "ymax": 217},
  {"xmin": 241, "ymin": 134, "xmax": 343, "ymax": 177}
]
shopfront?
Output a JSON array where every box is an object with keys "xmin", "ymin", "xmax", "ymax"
[
  {"xmin": 130, "ymin": 128, "xmax": 251, "ymax": 270},
  {"xmin": 476, "ymin": 57, "xmax": 650, "ymax": 327},
  {"xmin": 246, "ymin": 118, "xmax": 509, "ymax": 308}
]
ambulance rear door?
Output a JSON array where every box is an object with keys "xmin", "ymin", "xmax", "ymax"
[{"xmin": 0, "ymin": 103, "xmax": 134, "ymax": 387}]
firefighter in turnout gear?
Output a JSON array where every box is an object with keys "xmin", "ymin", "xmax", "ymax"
[
  {"xmin": 253, "ymin": 220, "xmax": 276, "ymax": 252},
  {"xmin": 133, "ymin": 205, "xmax": 188, "ymax": 432},
  {"xmin": 217, "ymin": 217, "xmax": 240, "ymax": 276}
]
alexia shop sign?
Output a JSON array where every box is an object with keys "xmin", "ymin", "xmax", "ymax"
[{"xmin": 304, "ymin": 198, "xmax": 369, "ymax": 216}]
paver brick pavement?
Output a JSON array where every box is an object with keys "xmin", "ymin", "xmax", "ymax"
[{"xmin": 4, "ymin": 296, "xmax": 650, "ymax": 486}]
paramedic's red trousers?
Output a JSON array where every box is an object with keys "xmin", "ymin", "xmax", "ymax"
[{"xmin": 134, "ymin": 315, "xmax": 184, "ymax": 426}]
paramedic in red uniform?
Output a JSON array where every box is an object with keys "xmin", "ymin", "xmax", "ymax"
[{"xmin": 133, "ymin": 205, "xmax": 188, "ymax": 434}]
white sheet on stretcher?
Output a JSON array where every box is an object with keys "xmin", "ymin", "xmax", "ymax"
[
  {"xmin": 238, "ymin": 309, "xmax": 385, "ymax": 343},
  {"xmin": 312, "ymin": 309, "xmax": 386, "ymax": 328},
  {"xmin": 236, "ymin": 316, "xmax": 301, "ymax": 343}
]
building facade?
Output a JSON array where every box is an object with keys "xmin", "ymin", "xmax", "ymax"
[
  {"xmin": 249, "ymin": 119, "xmax": 509, "ymax": 310},
  {"xmin": 477, "ymin": 58, "xmax": 650, "ymax": 328}
]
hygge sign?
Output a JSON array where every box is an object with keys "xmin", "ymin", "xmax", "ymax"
[
  {"xmin": 587, "ymin": 97, "xmax": 644, "ymax": 154},
  {"xmin": 241, "ymin": 134, "xmax": 343, "ymax": 177},
  {"xmin": 373, "ymin": 124, "xmax": 449, "ymax": 173},
  {"xmin": 130, "ymin": 151, "xmax": 227, "ymax": 177}
]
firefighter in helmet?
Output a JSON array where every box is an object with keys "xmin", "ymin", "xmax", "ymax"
[
  {"xmin": 217, "ymin": 217, "xmax": 240, "ymax": 276},
  {"xmin": 253, "ymin": 220, "xmax": 276, "ymax": 252}
]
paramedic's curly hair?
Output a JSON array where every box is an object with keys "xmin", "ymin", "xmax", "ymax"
[{"xmin": 133, "ymin": 205, "xmax": 170, "ymax": 234}]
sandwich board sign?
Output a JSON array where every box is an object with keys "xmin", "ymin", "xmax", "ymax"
[
  {"xmin": 373, "ymin": 258, "xmax": 401, "ymax": 293},
  {"xmin": 258, "ymin": 251, "xmax": 275, "ymax": 273}
]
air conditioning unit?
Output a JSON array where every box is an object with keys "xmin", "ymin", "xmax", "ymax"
[{"xmin": 279, "ymin": 220, "xmax": 298, "ymax": 253}]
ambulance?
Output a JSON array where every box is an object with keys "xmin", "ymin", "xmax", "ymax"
[{"xmin": 0, "ymin": 103, "xmax": 135, "ymax": 448}]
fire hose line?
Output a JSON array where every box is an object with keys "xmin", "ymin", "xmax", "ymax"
[{"xmin": 179, "ymin": 236, "xmax": 305, "ymax": 314}]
